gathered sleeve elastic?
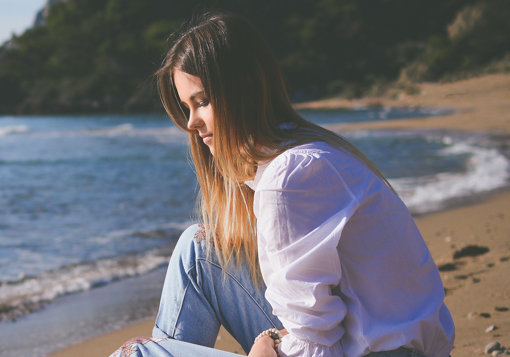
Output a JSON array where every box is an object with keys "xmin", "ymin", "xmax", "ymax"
[{"xmin": 254, "ymin": 149, "xmax": 361, "ymax": 357}]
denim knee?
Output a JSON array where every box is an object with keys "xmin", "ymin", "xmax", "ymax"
[
  {"xmin": 153, "ymin": 224, "xmax": 207, "ymax": 339},
  {"xmin": 111, "ymin": 337, "xmax": 169, "ymax": 357},
  {"xmin": 170, "ymin": 224, "xmax": 208, "ymax": 271},
  {"xmin": 153, "ymin": 223, "xmax": 223, "ymax": 344}
]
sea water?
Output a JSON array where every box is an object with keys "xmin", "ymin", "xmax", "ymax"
[{"xmin": 0, "ymin": 109, "xmax": 509, "ymax": 355}]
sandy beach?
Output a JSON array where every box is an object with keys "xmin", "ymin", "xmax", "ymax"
[
  {"xmin": 49, "ymin": 74, "xmax": 510, "ymax": 357},
  {"xmin": 295, "ymin": 73, "xmax": 510, "ymax": 134}
]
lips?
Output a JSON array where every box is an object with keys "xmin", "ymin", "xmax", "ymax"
[{"xmin": 201, "ymin": 134, "xmax": 213, "ymax": 145}]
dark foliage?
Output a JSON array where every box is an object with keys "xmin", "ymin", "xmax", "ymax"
[
  {"xmin": 422, "ymin": 0, "xmax": 510, "ymax": 80},
  {"xmin": 0, "ymin": 0, "xmax": 508, "ymax": 114}
]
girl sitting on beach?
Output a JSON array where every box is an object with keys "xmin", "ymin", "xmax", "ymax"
[{"xmin": 111, "ymin": 12, "xmax": 454, "ymax": 357}]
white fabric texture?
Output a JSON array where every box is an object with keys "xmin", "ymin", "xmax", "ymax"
[{"xmin": 245, "ymin": 141, "xmax": 455, "ymax": 357}]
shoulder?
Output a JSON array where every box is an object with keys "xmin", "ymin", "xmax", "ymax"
[
  {"xmin": 259, "ymin": 141, "xmax": 358, "ymax": 190},
  {"xmin": 258, "ymin": 141, "xmax": 386, "ymax": 202},
  {"xmin": 277, "ymin": 141, "xmax": 339, "ymax": 158},
  {"xmin": 266, "ymin": 141, "xmax": 360, "ymax": 177}
]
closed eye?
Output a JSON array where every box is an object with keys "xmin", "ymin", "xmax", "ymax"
[{"xmin": 198, "ymin": 98, "xmax": 210, "ymax": 107}]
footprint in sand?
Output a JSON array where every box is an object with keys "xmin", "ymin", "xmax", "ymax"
[
  {"xmin": 453, "ymin": 245, "xmax": 490, "ymax": 259},
  {"xmin": 438, "ymin": 245, "xmax": 491, "ymax": 295}
]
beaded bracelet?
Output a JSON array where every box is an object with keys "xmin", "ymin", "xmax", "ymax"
[{"xmin": 254, "ymin": 328, "xmax": 283, "ymax": 356}]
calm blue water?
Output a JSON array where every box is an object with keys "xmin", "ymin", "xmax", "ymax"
[
  {"xmin": 299, "ymin": 106, "xmax": 453, "ymax": 125},
  {"xmin": 0, "ymin": 109, "xmax": 508, "ymax": 326}
]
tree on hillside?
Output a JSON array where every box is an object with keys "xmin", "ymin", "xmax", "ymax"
[{"xmin": 423, "ymin": 0, "xmax": 510, "ymax": 80}]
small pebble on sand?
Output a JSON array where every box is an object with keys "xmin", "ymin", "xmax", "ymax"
[
  {"xmin": 485, "ymin": 342, "xmax": 501, "ymax": 354},
  {"xmin": 486, "ymin": 325, "xmax": 498, "ymax": 333},
  {"xmin": 467, "ymin": 311, "xmax": 478, "ymax": 318},
  {"xmin": 492, "ymin": 350, "xmax": 505, "ymax": 357}
]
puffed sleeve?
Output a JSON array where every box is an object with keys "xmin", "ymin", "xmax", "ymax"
[{"xmin": 255, "ymin": 149, "xmax": 361, "ymax": 357}]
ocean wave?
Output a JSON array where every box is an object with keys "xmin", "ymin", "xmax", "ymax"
[
  {"xmin": 81, "ymin": 124, "xmax": 185, "ymax": 139},
  {"xmin": 0, "ymin": 247, "xmax": 175, "ymax": 322},
  {"xmin": 393, "ymin": 141, "xmax": 510, "ymax": 214},
  {"xmin": 24, "ymin": 124, "xmax": 187, "ymax": 142},
  {"xmin": 0, "ymin": 125, "xmax": 30, "ymax": 137},
  {"xmin": 85, "ymin": 123, "xmax": 135, "ymax": 134}
]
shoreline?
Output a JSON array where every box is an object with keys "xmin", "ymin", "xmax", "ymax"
[{"xmin": 21, "ymin": 73, "xmax": 510, "ymax": 356}]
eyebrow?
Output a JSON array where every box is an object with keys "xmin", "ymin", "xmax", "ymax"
[
  {"xmin": 190, "ymin": 90, "xmax": 205, "ymax": 101},
  {"xmin": 180, "ymin": 90, "xmax": 205, "ymax": 107}
]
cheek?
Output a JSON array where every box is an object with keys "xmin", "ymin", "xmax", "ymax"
[{"xmin": 205, "ymin": 110, "xmax": 215, "ymax": 128}]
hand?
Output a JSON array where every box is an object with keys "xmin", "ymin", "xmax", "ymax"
[
  {"xmin": 248, "ymin": 329, "xmax": 288, "ymax": 357},
  {"xmin": 248, "ymin": 335, "xmax": 277, "ymax": 357}
]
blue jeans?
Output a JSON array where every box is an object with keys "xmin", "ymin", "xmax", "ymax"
[
  {"xmin": 110, "ymin": 224, "xmax": 283, "ymax": 357},
  {"xmin": 110, "ymin": 225, "xmax": 428, "ymax": 357}
]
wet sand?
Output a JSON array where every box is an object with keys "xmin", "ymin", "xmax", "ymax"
[{"xmin": 49, "ymin": 74, "xmax": 510, "ymax": 357}]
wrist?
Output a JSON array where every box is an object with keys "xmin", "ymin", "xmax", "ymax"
[
  {"xmin": 257, "ymin": 335, "xmax": 275, "ymax": 347},
  {"xmin": 254, "ymin": 328, "xmax": 283, "ymax": 356}
]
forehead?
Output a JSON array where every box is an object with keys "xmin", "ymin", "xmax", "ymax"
[{"xmin": 173, "ymin": 70, "xmax": 204, "ymax": 99}]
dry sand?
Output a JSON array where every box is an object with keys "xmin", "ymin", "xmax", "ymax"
[
  {"xmin": 418, "ymin": 192, "xmax": 510, "ymax": 357},
  {"xmin": 48, "ymin": 74, "xmax": 510, "ymax": 357}
]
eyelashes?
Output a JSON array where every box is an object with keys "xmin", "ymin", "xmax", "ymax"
[
  {"xmin": 178, "ymin": 97, "xmax": 210, "ymax": 124},
  {"xmin": 198, "ymin": 99, "xmax": 210, "ymax": 107}
]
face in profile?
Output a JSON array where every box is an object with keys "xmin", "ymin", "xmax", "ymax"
[{"xmin": 173, "ymin": 69, "xmax": 215, "ymax": 155}]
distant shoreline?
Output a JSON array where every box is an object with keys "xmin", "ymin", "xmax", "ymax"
[{"xmin": 293, "ymin": 73, "xmax": 510, "ymax": 134}]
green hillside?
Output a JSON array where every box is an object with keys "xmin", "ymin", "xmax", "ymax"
[{"xmin": 0, "ymin": 0, "xmax": 508, "ymax": 114}]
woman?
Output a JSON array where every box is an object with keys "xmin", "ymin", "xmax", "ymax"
[{"xmin": 111, "ymin": 12, "xmax": 454, "ymax": 357}]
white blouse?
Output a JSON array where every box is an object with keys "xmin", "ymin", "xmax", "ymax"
[{"xmin": 245, "ymin": 141, "xmax": 454, "ymax": 357}]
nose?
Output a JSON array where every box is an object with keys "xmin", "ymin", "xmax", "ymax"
[{"xmin": 187, "ymin": 110, "xmax": 203, "ymax": 131}]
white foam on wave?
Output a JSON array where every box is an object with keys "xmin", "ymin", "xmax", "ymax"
[
  {"xmin": 392, "ymin": 141, "xmax": 510, "ymax": 214},
  {"xmin": 86, "ymin": 124, "xmax": 186, "ymax": 141},
  {"xmin": 26, "ymin": 124, "xmax": 187, "ymax": 143},
  {"xmin": 86, "ymin": 123, "xmax": 135, "ymax": 135},
  {"xmin": 0, "ymin": 125, "xmax": 30, "ymax": 137},
  {"xmin": 0, "ymin": 220, "xmax": 194, "ymax": 320},
  {"xmin": 0, "ymin": 249, "xmax": 171, "ymax": 320}
]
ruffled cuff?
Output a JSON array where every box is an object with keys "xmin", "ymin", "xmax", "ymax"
[{"xmin": 278, "ymin": 334, "xmax": 343, "ymax": 357}]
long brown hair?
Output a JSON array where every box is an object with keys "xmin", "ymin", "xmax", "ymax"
[{"xmin": 157, "ymin": 12, "xmax": 393, "ymax": 281}]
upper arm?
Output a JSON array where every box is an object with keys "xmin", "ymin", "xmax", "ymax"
[
  {"xmin": 255, "ymin": 150, "xmax": 360, "ymax": 345},
  {"xmin": 257, "ymin": 151, "xmax": 360, "ymax": 255}
]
